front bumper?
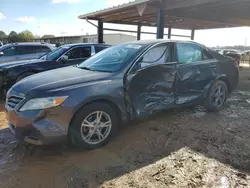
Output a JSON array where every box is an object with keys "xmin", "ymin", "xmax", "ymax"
[
  {"xmin": 5, "ymin": 105, "xmax": 71, "ymax": 145},
  {"xmin": 8, "ymin": 122, "xmax": 66, "ymax": 145}
]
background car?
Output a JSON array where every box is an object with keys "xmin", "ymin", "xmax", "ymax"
[
  {"xmin": 0, "ymin": 42, "xmax": 55, "ymax": 63},
  {"xmin": 5, "ymin": 40, "xmax": 239, "ymax": 150},
  {"xmin": 225, "ymin": 50, "xmax": 250, "ymax": 65},
  {"xmin": 215, "ymin": 49, "xmax": 238, "ymax": 56},
  {"xmin": 0, "ymin": 43, "xmax": 110, "ymax": 92}
]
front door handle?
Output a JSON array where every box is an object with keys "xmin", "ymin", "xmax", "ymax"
[{"xmin": 210, "ymin": 64, "xmax": 216, "ymax": 69}]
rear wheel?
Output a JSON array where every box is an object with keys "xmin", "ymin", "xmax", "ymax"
[
  {"xmin": 205, "ymin": 80, "xmax": 228, "ymax": 111},
  {"xmin": 69, "ymin": 102, "xmax": 118, "ymax": 150}
]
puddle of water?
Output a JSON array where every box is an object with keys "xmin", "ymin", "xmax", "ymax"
[
  {"xmin": 238, "ymin": 91, "xmax": 250, "ymax": 97},
  {"xmin": 228, "ymin": 96, "xmax": 242, "ymax": 102}
]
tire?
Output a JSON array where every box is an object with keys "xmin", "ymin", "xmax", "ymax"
[
  {"xmin": 16, "ymin": 72, "xmax": 34, "ymax": 83},
  {"xmin": 205, "ymin": 80, "xmax": 228, "ymax": 112},
  {"xmin": 69, "ymin": 102, "xmax": 118, "ymax": 150}
]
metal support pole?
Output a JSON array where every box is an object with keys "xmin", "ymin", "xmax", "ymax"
[
  {"xmin": 98, "ymin": 20, "xmax": 104, "ymax": 43},
  {"xmin": 168, "ymin": 27, "xmax": 172, "ymax": 39},
  {"xmin": 137, "ymin": 24, "xmax": 141, "ymax": 40},
  {"xmin": 156, "ymin": 8, "xmax": 164, "ymax": 39},
  {"xmin": 191, "ymin": 29, "xmax": 195, "ymax": 40}
]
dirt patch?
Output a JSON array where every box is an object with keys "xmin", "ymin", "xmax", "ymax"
[{"xmin": 0, "ymin": 68, "xmax": 250, "ymax": 188}]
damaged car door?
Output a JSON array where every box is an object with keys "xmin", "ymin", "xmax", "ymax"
[
  {"xmin": 175, "ymin": 42, "xmax": 217, "ymax": 104},
  {"xmin": 125, "ymin": 43, "xmax": 177, "ymax": 117}
]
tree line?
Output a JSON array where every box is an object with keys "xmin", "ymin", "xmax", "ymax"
[{"xmin": 0, "ymin": 30, "xmax": 56, "ymax": 43}]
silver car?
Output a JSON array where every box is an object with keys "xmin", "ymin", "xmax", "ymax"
[{"xmin": 0, "ymin": 43, "xmax": 55, "ymax": 63}]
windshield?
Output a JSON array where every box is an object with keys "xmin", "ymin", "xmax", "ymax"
[
  {"xmin": 40, "ymin": 46, "xmax": 69, "ymax": 61},
  {"xmin": 78, "ymin": 44, "xmax": 143, "ymax": 72}
]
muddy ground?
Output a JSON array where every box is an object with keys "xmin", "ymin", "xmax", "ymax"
[{"xmin": 0, "ymin": 69, "xmax": 250, "ymax": 188}]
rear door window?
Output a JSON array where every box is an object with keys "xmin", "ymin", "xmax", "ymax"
[
  {"xmin": 176, "ymin": 43, "xmax": 202, "ymax": 64},
  {"xmin": 16, "ymin": 46, "xmax": 35, "ymax": 55}
]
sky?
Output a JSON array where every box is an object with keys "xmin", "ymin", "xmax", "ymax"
[{"xmin": 1, "ymin": 0, "xmax": 250, "ymax": 47}]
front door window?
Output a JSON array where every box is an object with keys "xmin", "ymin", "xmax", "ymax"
[
  {"xmin": 64, "ymin": 47, "xmax": 91, "ymax": 60},
  {"xmin": 2, "ymin": 47, "xmax": 16, "ymax": 56},
  {"xmin": 139, "ymin": 45, "xmax": 169, "ymax": 68}
]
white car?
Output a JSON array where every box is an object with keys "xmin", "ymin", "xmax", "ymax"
[{"xmin": 0, "ymin": 42, "xmax": 55, "ymax": 63}]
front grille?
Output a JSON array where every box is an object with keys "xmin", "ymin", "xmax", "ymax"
[{"xmin": 6, "ymin": 95, "xmax": 25, "ymax": 110}]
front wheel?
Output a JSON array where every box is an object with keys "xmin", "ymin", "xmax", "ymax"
[
  {"xmin": 205, "ymin": 80, "xmax": 228, "ymax": 112},
  {"xmin": 69, "ymin": 102, "xmax": 118, "ymax": 150}
]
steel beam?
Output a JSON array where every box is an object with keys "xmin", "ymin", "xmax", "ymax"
[
  {"xmin": 137, "ymin": 24, "xmax": 141, "ymax": 40},
  {"xmin": 156, "ymin": 8, "xmax": 164, "ymax": 39},
  {"xmin": 103, "ymin": 27, "xmax": 190, "ymax": 38},
  {"xmin": 191, "ymin": 29, "xmax": 195, "ymax": 40},
  {"xmin": 98, "ymin": 20, "xmax": 104, "ymax": 43},
  {"xmin": 168, "ymin": 27, "xmax": 172, "ymax": 39}
]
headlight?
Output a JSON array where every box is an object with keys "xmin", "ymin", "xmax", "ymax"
[{"xmin": 19, "ymin": 96, "xmax": 68, "ymax": 111}]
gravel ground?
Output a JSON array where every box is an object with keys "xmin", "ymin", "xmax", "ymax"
[{"xmin": 0, "ymin": 68, "xmax": 250, "ymax": 188}]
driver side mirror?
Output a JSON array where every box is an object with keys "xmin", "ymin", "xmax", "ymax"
[{"xmin": 0, "ymin": 52, "xmax": 4, "ymax": 57}]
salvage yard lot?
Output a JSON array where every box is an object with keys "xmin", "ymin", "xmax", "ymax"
[{"xmin": 0, "ymin": 68, "xmax": 250, "ymax": 188}]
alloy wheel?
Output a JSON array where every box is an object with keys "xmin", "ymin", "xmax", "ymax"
[
  {"xmin": 212, "ymin": 85, "xmax": 226, "ymax": 108},
  {"xmin": 80, "ymin": 111, "xmax": 112, "ymax": 145}
]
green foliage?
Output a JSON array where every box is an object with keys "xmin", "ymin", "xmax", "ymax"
[
  {"xmin": 7, "ymin": 30, "xmax": 35, "ymax": 42},
  {"xmin": 17, "ymin": 30, "xmax": 34, "ymax": 42},
  {"xmin": 0, "ymin": 31, "xmax": 7, "ymax": 40},
  {"xmin": 8, "ymin": 31, "xmax": 19, "ymax": 42}
]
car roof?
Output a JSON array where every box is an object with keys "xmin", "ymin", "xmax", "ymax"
[
  {"xmin": 62, "ymin": 43, "xmax": 111, "ymax": 48},
  {"xmin": 122, "ymin": 39, "xmax": 206, "ymax": 48},
  {"xmin": 1, "ymin": 42, "xmax": 53, "ymax": 48},
  {"xmin": 10, "ymin": 42, "xmax": 51, "ymax": 46}
]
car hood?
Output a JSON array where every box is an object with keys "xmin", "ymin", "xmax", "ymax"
[
  {"xmin": 0, "ymin": 59, "xmax": 44, "ymax": 69},
  {"xmin": 12, "ymin": 66, "xmax": 113, "ymax": 97}
]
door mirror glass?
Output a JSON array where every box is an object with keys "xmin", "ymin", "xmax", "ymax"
[{"xmin": 0, "ymin": 52, "xmax": 4, "ymax": 57}]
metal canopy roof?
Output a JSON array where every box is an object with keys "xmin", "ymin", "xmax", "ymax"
[{"xmin": 79, "ymin": 0, "xmax": 250, "ymax": 30}]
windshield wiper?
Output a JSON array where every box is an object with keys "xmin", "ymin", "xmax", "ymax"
[
  {"xmin": 78, "ymin": 66, "xmax": 97, "ymax": 71},
  {"xmin": 78, "ymin": 66, "xmax": 114, "ymax": 73}
]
